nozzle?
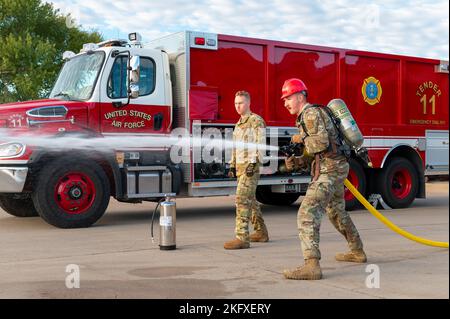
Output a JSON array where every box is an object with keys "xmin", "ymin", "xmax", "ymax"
[{"xmin": 355, "ymin": 147, "xmax": 372, "ymax": 168}]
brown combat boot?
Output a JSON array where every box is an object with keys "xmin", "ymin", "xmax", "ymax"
[
  {"xmin": 283, "ymin": 258, "xmax": 322, "ymax": 280},
  {"xmin": 335, "ymin": 249, "xmax": 367, "ymax": 263},
  {"xmin": 224, "ymin": 238, "xmax": 250, "ymax": 250},
  {"xmin": 249, "ymin": 230, "xmax": 269, "ymax": 242}
]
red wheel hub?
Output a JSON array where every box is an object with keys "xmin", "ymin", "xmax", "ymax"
[
  {"xmin": 54, "ymin": 172, "xmax": 96, "ymax": 214},
  {"xmin": 345, "ymin": 169, "xmax": 359, "ymax": 201},
  {"xmin": 391, "ymin": 168, "xmax": 412, "ymax": 200}
]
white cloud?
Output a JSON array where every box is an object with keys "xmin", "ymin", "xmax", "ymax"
[{"xmin": 50, "ymin": 0, "xmax": 449, "ymax": 60}]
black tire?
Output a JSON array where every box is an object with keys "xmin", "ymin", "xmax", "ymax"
[
  {"xmin": 377, "ymin": 157, "xmax": 418, "ymax": 209},
  {"xmin": 32, "ymin": 157, "xmax": 110, "ymax": 228},
  {"xmin": 0, "ymin": 193, "xmax": 39, "ymax": 217},
  {"xmin": 256, "ymin": 186, "xmax": 300, "ymax": 206},
  {"xmin": 345, "ymin": 158, "xmax": 367, "ymax": 211}
]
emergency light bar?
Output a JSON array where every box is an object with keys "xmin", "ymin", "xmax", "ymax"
[
  {"xmin": 62, "ymin": 51, "xmax": 76, "ymax": 60},
  {"xmin": 81, "ymin": 43, "xmax": 99, "ymax": 53}
]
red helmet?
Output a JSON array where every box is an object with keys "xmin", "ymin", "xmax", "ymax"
[{"xmin": 281, "ymin": 78, "xmax": 308, "ymax": 99}]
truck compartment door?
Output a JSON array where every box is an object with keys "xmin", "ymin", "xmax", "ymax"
[{"xmin": 425, "ymin": 130, "xmax": 449, "ymax": 175}]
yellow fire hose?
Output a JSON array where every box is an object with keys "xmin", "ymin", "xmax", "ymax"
[{"xmin": 344, "ymin": 179, "xmax": 449, "ymax": 248}]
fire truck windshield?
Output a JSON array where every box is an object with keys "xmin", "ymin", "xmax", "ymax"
[{"xmin": 50, "ymin": 51, "xmax": 105, "ymax": 101}]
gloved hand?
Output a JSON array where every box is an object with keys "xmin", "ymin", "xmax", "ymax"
[
  {"xmin": 291, "ymin": 134, "xmax": 303, "ymax": 144},
  {"xmin": 285, "ymin": 156, "xmax": 306, "ymax": 172},
  {"xmin": 228, "ymin": 167, "xmax": 236, "ymax": 178},
  {"xmin": 285, "ymin": 156, "xmax": 296, "ymax": 172},
  {"xmin": 246, "ymin": 163, "xmax": 257, "ymax": 177}
]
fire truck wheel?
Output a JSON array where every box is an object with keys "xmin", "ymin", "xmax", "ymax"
[
  {"xmin": 377, "ymin": 157, "xmax": 418, "ymax": 209},
  {"xmin": 256, "ymin": 186, "xmax": 300, "ymax": 206},
  {"xmin": 32, "ymin": 157, "xmax": 110, "ymax": 228},
  {"xmin": 0, "ymin": 194, "xmax": 39, "ymax": 217},
  {"xmin": 345, "ymin": 158, "xmax": 367, "ymax": 211}
]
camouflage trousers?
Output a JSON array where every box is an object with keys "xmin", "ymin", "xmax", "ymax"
[
  {"xmin": 235, "ymin": 173, "xmax": 267, "ymax": 242},
  {"xmin": 298, "ymin": 160, "xmax": 363, "ymax": 260}
]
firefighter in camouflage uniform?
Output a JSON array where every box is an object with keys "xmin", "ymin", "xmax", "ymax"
[
  {"xmin": 224, "ymin": 91, "xmax": 269, "ymax": 250},
  {"xmin": 281, "ymin": 79, "xmax": 367, "ymax": 280}
]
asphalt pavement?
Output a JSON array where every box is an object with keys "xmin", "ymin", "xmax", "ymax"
[{"xmin": 0, "ymin": 181, "xmax": 448, "ymax": 299}]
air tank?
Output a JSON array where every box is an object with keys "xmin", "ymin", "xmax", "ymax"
[{"xmin": 326, "ymin": 99, "xmax": 364, "ymax": 149}]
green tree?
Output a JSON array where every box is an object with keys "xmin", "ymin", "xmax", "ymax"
[{"xmin": 0, "ymin": 0, "xmax": 103, "ymax": 103}]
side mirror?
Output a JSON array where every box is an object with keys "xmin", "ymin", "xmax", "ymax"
[
  {"xmin": 128, "ymin": 56, "xmax": 140, "ymax": 99},
  {"xmin": 129, "ymin": 83, "xmax": 140, "ymax": 99},
  {"xmin": 113, "ymin": 53, "xmax": 140, "ymax": 107},
  {"xmin": 129, "ymin": 55, "xmax": 140, "ymax": 79}
]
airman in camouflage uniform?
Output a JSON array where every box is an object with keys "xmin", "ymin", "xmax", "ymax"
[
  {"xmin": 280, "ymin": 78, "xmax": 366, "ymax": 280},
  {"xmin": 224, "ymin": 91, "xmax": 269, "ymax": 250}
]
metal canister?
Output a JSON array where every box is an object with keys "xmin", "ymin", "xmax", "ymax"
[
  {"xmin": 159, "ymin": 197, "xmax": 176, "ymax": 250},
  {"xmin": 327, "ymin": 98, "xmax": 364, "ymax": 149}
]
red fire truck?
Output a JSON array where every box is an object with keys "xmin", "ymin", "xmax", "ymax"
[{"xmin": 0, "ymin": 31, "xmax": 448, "ymax": 228}]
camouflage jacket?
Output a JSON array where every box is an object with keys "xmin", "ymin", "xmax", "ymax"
[
  {"xmin": 296, "ymin": 103, "xmax": 346, "ymax": 174},
  {"xmin": 230, "ymin": 112, "xmax": 266, "ymax": 176}
]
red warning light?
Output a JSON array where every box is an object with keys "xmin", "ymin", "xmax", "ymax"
[{"xmin": 194, "ymin": 37, "xmax": 205, "ymax": 45}]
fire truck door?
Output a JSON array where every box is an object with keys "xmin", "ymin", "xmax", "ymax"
[{"xmin": 99, "ymin": 51, "xmax": 171, "ymax": 134}]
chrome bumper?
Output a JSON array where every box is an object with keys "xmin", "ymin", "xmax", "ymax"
[{"xmin": 0, "ymin": 167, "xmax": 28, "ymax": 192}]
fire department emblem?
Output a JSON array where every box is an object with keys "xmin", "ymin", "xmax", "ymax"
[{"xmin": 362, "ymin": 76, "xmax": 382, "ymax": 105}]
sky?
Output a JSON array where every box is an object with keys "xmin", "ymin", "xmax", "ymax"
[{"xmin": 50, "ymin": 0, "xmax": 449, "ymax": 60}]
